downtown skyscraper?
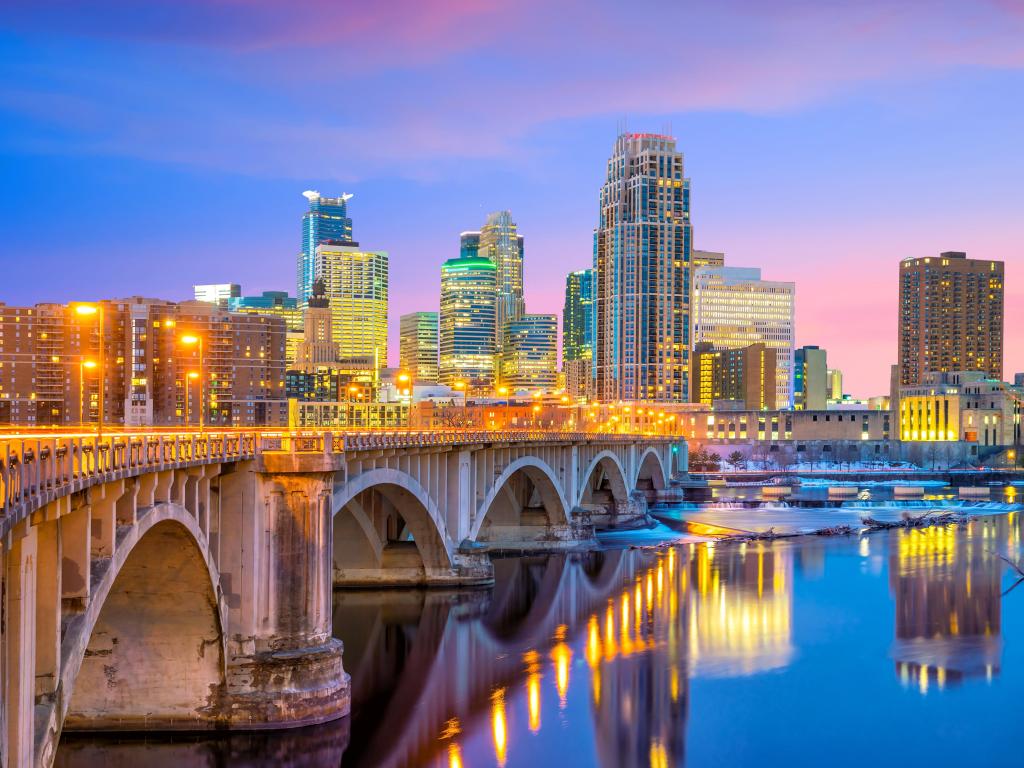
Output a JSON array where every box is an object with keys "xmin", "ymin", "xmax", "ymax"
[
  {"xmin": 594, "ymin": 133, "xmax": 692, "ymax": 402},
  {"xmin": 298, "ymin": 190, "xmax": 354, "ymax": 306},
  {"xmin": 477, "ymin": 210, "xmax": 525, "ymax": 351},
  {"xmin": 438, "ymin": 254, "xmax": 497, "ymax": 390}
]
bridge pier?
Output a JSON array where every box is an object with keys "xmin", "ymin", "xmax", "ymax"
[{"xmin": 221, "ymin": 453, "xmax": 351, "ymax": 728}]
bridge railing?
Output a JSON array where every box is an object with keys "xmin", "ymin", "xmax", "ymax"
[
  {"xmin": 1, "ymin": 428, "xmax": 675, "ymax": 519},
  {"xmin": 0, "ymin": 432, "xmax": 259, "ymax": 520}
]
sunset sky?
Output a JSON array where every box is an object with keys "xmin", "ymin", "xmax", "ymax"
[{"xmin": 1, "ymin": 0, "xmax": 1021, "ymax": 395}]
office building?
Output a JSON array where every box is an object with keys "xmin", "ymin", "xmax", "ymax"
[
  {"xmin": 313, "ymin": 243, "xmax": 389, "ymax": 366},
  {"xmin": 193, "ymin": 283, "xmax": 240, "ymax": 308},
  {"xmin": 399, "ymin": 311, "xmax": 439, "ymax": 383},
  {"xmin": 499, "ymin": 314, "xmax": 558, "ymax": 391},
  {"xmin": 828, "ymin": 368, "xmax": 844, "ymax": 400},
  {"xmin": 228, "ymin": 290, "xmax": 302, "ymax": 365},
  {"xmin": 693, "ymin": 250, "xmax": 725, "ymax": 268},
  {"xmin": 460, "ymin": 231, "xmax": 481, "ymax": 259},
  {"xmin": 563, "ymin": 269, "xmax": 595, "ymax": 363},
  {"xmin": 900, "ymin": 370, "xmax": 1023, "ymax": 446},
  {"xmin": 298, "ymin": 190, "xmax": 354, "ymax": 306},
  {"xmin": 292, "ymin": 279, "xmax": 338, "ymax": 371},
  {"xmin": 438, "ymin": 255, "xmax": 497, "ymax": 390},
  {"xmin": 594, "ymin": 132, "xmax": 693, "ymax": 402},
  {"xmin": 692, "ymin": 266, "xmax": 795, "ymax": 407},
  {"xmin": 478, "ymin": 210, "xmax": 525, "ymax": 351},
  {"xmin": 793, "ymin": 346, "xmax": 828, "ymax": 411},
  {"xmin": 898, "ymin": 251, "xmax": 1004, "ymax": 386},
  {"xmin": 691, "ymin": 342, "xmax": 777, "ymax": 410}
]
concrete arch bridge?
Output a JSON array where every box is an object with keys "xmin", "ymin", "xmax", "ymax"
[{"xmin": 0, "ymin": 429, "xmax": 683, "ymax": 766}]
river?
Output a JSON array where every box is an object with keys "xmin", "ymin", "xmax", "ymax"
[{"xmin": 58, "ymin": 496, "xmax": 1024, "ymax": 767}]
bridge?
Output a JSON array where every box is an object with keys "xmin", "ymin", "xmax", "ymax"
[{"xmin": 0, "ymin": 429, "xmax": 683, "ymax": 767}]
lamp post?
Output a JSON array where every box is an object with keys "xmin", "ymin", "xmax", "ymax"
[
  {"xmin": 79, "ymin": 359, "xmax": 97, "ymax": 427},
  {"xmin": 74, "ymin": 304, "xmax": 104, "ymax": 438},
  {"xmin": 498, "ymin": 386, "xmax": 510, "ymax": 428},
  {"xmin": 180, "ymin": 335, "xmax": 204, "ymax": 431},
  {"xmin": 185, "ymin": 370, "xmax": 199, "ymax": 426}
]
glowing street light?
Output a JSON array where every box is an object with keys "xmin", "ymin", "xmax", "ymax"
[
  {"xmin": 79, "ymin": 359, "xmax": 97, "ymax": 426},
  {"xmin": 74, "ymin": 304, "xmax": 104, "ymax": 438},
  {"xmin": 179, "ymin": 334, "xmax": 205, "ymax": 431}
]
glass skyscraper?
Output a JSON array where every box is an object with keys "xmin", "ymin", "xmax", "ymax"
[
  {"xmin": 298, "ymin": 190, "xmax": 354, "ymax": 306},
  {"xmin": 563, "ymin": 269, "xmax": 595, "ymax": 363},
  {"xmin": 691, "ymin": 266, "xmax": 795, "ymax": 408},
  {"xmin": 399, "ymin": 311, "xmax": 439, "ymax": 384},
  {"xmin": 499, "ymin": 314, "xmax": 558, "ymax": 391},
  {"xmin": 478, "ymin": 210, "xmax": 525, "ymax": 351},
  {"xmin": 439, "ymin": 255, "xmax": 497, "ymax": 391},
  {"xmin": 313, "ymin": 243, "xmax": 389, "ymax": 366},
  {"xmin": 594, "ymin": 133, "xmax": 693, "ymax": 402}
]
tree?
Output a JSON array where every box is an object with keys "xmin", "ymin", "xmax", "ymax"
[{"xmin": 727, "ymin": 450, "xmax": 747, "ymax": 471}]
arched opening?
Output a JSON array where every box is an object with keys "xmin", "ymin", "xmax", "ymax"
[
  {"xmin": 635, "ymin": 450, "xmax": 667, "ymax": 503},
  {"xmin": 476, "ymin": 461, "xmax": 569, "ymax": 544},
  {"xmin": 333, "ymin": 481, "xmax": 451, "ymax": 587},
  {"xmin": 63, "ymin": 520, "xmax": 224, "ymax": 732},
  {"xmin": 580, "ymin": 454, "xmax": 630, "ymax": 522}
]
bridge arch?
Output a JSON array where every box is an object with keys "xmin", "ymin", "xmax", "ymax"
[
  {"xmin": 634, "ymin": 447, "xmax": 668, "ymax": 493},
  {"xmin": 578, "ymin": 450, "xmax": 630, "ymax": 510},
  {"xmin": 332, "ymin": 468, "xmax": 453, "ymax": 586},
  {"xmin": 471, "ymin": 456, "xmax": 571, "ymax": 542},
  {"xmin": 56, "ymin": 507, "xmax": 226, "ymax": 759}
]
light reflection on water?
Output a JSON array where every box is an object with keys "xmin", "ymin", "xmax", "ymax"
[{"xmin": 58, "ymin": 513, "xmax": 1024, "ymax": 767}]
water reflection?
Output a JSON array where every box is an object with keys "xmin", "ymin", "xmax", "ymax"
[
  {"xmin": 889, "ymin": 519, "xmax": 1004, "ymax": 692},
  {"xmin": 57, "ymin": 512, "xmax": 1024, "ymax": 768}
]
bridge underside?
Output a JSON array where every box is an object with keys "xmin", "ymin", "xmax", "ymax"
[{"xmin": 333, "ymin": 483, "xmax": 491, "ymax": 588}]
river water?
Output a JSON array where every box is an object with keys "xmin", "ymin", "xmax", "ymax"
[{"xmin": 58, "ymin": 500, "xmax": 1024, "ymax": 767}]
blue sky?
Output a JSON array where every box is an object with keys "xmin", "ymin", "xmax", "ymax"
[{"xmin": 1, "ymin": 0, "xmax": 1022, "ymax": 394}]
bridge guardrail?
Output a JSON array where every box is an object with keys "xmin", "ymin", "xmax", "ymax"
[{"xmin": 1, "ymin": 429, "xmax": 676, "ymax": 521}]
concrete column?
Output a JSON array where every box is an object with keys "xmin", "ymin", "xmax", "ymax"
[
  {"xmin": 89, "ymin": 484, "xmax": 118, "ymax": 559},
  {"xmin": 34, "ymin": 516, "xmax": 61, "ymax": 699},
  {"xmin": 61, "ymin": 496, "xmax": 92, "ymax": 608},
  {"xmin": 5, "ymin": 525, "xmax": 38, "ymax": 768},
  {"xmin": 568, "ymin": 445, "xmax": 580, "ymax": 509},
  {"xmin": 221, "ymin": 454, "xmax": 349, "ymax": 728}
]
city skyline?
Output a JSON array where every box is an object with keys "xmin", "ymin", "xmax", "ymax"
[{"xmin": 2, "ymin": 1, "xmax": 1024, "ymax": 396}]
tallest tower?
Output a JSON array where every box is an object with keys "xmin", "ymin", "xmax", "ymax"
[
  {"xmin": 594, "ymin": 133, "xmax": 693, "ymax": 402},
  {"xmin": 298, "ymin": 190, "xmax": 354, "ymax": 306}
]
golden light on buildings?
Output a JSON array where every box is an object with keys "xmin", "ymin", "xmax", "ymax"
[{"xmin": 490, "ymin": 688, "xmax": 508, "ymax": 766}]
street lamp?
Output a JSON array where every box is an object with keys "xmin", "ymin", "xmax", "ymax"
[
  {"xmin": 79, "ymin": 359, "xmax": 97, "ymax": 427},
  {"xmin": 185, "ymin": 371, "xmax": 199, "ymax": 426},
  {"xmin": 74, "ymin": 304, "xmax": 104, "ymax": 438},
  {"xmin": 180, "ymin": 334, "xmax": 204, "ymax": 431},
  {"xmin": 498, "ymin": 386, "xmax": 510, "ymax": 428}
]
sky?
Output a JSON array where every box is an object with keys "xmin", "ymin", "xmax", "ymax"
[{"xmin": 0, "ymin": 0, "xmax": 1021, "ymax": 396}]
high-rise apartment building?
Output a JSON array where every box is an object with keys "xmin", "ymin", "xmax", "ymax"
[
  {"xmin": 692, "ymin": 266, "xmax": 795, "ymax": 408},
  {"xmin": 228, "ymin": 290, "xmax": 303, "ymax": 366},
  {"xmin": 0, "ymin": 298, "xmax": 287, "ymax": 427},
  {"xmin": 478, "ymin": 210, "xmax": 525, "ymax": 351},
  {"xmin": 193, "ymin": 283, "xmax": 240, "ymax": 308},
  {"xmin": 793, "ymin": 345, "xmax": 828, "ymax": 411},
  {"xmin": 499, "ymin": 314, "xmax": 558, "ymax": 391},
  {"xmin": 399, "ymin": 311, "xmax": 439, "ymax": 384},
  {"xmin": 594, "ymin": 132, "xmax": 692, "ymax": 402},
  {"xmin": 563, "ymin": 269, "xmax": 596, "ymax": 363},
  {"xmin": 298, "ymin": 191, "xmax": 354, "ymax": 306},
  {"xmin": 898, "ymin": 251, "xmax": 1004, "ymax": 386},
  {"xmin": 690, "ymin": 342, "xmax": 777, "ymax": 410},
  {"xmin": 313, "ymin": 243, "xmax": 389, "ymax": 366},
  {"xmin": 438, "ymin": 255, "xmax": 497, "ymax": 390}
]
